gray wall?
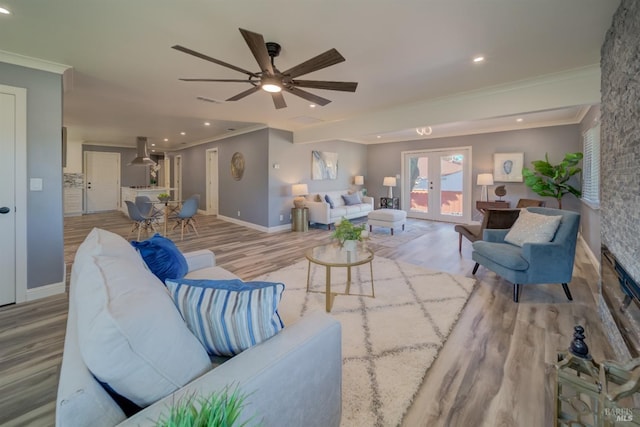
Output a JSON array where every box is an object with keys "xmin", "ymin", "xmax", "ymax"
[
  {"xmin": 175, "ymin": 128, "xmax": 270, "ymax": 226},
  {"xmin": 367, "ymin": 125, "xmax": 583, "ymax": 214},
  {"xmin": 601, "ymin": 0, "xmax": 640, "ymax": 282},
  {"xmin": 82, "ymin": 145, "xmax": 161, "ymax": 187},
  {"xmin": 0, "ymin": 62, "xmax": 64, "ymax": 289},
  {"xmin": 268, "ymin": 129, "xmax": 368, "ymax": 227},
  {"xmin": 578, "ymin": 106, "xmax": 601, "ymax": 260}
]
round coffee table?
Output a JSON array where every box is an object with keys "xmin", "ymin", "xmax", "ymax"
[{"xmin": 305, "ymin": 243, "xmax": 375, "ymax": 312}]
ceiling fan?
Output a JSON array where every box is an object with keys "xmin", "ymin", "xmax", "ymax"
[{"xmin": 172, "ymin": 28, "xmax": 358, "ymax": 109}]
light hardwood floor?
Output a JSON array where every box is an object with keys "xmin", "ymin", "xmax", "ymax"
[{"xmin": 0, "ymin": 211, "xmax": 612, "ymax": 427}]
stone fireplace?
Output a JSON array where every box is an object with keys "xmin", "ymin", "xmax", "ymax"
[{"xmin": 599, "ymin": 0, "xmax": 640, "ymax": 360}]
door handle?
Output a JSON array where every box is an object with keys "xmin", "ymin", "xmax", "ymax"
[{"xmin": 0, "ymin": 207, "xmax": 10, "ymax": 214}]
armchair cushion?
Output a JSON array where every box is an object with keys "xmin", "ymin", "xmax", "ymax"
[
  {"xmin": 165, "ymin": 278, "xmax": 285, "ymax": 357},
  {"xmin": 504, "ymin": 209, "xmax": 562, "ymax": 247},
  {"xmin": 472, "ymin": 241, "xmax": 529, "ymax": 270}
]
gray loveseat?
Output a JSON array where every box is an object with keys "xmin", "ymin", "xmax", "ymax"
[
  {"xmin": 305, "ymin": 189, "xmax": 373, "ymax": 228},
  {"xmin": 56, "ymin": 228, "xmax": 342, "ymax": 427}
]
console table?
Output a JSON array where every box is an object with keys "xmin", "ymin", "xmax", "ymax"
[{"xmin": 476, "ymin": 200, "xmax": 510, "ymax": 214}]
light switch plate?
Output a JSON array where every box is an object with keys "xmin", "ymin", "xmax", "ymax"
[{"xmin": 30, "ymin": 178, "xmax": 43, "ymax": 191}]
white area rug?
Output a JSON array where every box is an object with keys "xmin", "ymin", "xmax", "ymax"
[{"xmin": 254, "ymin": 256, "xmax": 476, "ymax": 427}]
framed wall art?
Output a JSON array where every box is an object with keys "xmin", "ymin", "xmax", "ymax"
[
  {"xmin": 494, "ymin": 152, "xmax": 524, "ymax": 182},
  {"xmin": 311, "ymin": 150, "xmax": 338, "ymax": 180}
]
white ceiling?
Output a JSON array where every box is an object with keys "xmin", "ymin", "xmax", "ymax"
[{"xmin": 0, "ymin": 0, "xmax": 620, "ymax": 151}]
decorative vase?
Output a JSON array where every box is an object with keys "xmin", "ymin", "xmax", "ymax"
[{"xmin": 342, "ymin": 239, "xmax": 357, "ymax": 252}]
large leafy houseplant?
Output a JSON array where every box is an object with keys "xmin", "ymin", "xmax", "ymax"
[{"xmin": 522, "ymin": 152, "xmax": 583, "ymax": 209}]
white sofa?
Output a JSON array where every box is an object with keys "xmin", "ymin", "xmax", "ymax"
[
  {"xmin": 56, "ymin": 228, "xmax": 342, "ymax": 427},
  {"xmin": 305, "ymin": 189, "xmax": 374, "ymax": 228}
]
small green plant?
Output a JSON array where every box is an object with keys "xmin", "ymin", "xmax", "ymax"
[
  {"xmin": 157, "ymin": 193, "xmax": 170, "ymax": 200},
  {"xmin": 522, "ymin": 152, "xmax": 583, "ymax": 209},
  {"xmin": 332, "ymin": 217, "xmax": 367, "ymax": 244},
  {"xmin": 155, "ymin": 386, "xmax": 254, "ymax": 427}
]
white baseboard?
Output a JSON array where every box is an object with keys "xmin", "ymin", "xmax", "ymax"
[
  {"xmin": 217, "ymin": 215, "xmax": 290, "ymax": 233},
  {"xmin": 578, "ymin": 232, "xmax": 600, "ymax": 272},
  {"xmin": 26, "ymin": 281, "xmax": 66, "ymax": 301}
]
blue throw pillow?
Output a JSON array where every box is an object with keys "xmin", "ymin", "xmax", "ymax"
[
  {"xmin": 130, "ymin": 234, "xmax": 188, "ymax": 283},
  {"xmin": 342, "ymin": 193, "xmax": 362, "ymax": 206},
  {"xmin": 165, "ymin": 278, "xmax": 285, "ymax": 357},
  {"xmin": 324, "ymin": 194, "xmax": 335, "ymax": 209}
]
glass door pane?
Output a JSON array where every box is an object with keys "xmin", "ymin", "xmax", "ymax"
[
  {"xmin": 402, "ymin": 148, "xmax": 471, "ymax": 223},
  {"xmin": 439, "ymin": 154, "xmax": 464, "ymax": 218}
]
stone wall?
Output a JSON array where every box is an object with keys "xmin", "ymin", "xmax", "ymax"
[{"xmin": 601, "ymin": 0, "xmax": 640, "ymax": 283}]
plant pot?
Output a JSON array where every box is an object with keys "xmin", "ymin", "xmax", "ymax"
[{"xmin": 342, "ymin": 240, "xmax": 357, "ymax": 252}]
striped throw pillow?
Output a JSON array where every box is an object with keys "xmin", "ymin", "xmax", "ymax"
[{"xmin": 165, "ymin": 278, "xmax": 285, "ymax": 357}]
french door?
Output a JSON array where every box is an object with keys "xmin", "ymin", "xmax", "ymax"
[{"xmin": 401, "ymin": 147, "xmax": 472, "ymax": 223}]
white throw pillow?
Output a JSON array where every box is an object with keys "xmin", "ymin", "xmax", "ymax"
[
  {"xmin": 504, "ymin": 209, "xmax": 562, "ymax": 247},
  {"xmin": 74, "ymin": 254, "xmax": 211, "ymax": 407}
]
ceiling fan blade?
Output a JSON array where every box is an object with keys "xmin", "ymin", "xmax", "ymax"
[
  {"xmin": 226, "ymin": 86, "xmax": 261, "ymax": 102},
  {"xmin": 272, "ymin": 92, "xmax": 287, "ymax": 109},
  {"xmin": 284, "ymin": 86, "xmax": 331, "ymax": 106},
  {"xmin": 282, "ymin": 48, "xmax": 345, "ymax": 79},
  {"xmin": 239, "ymin": 28, "xmax": 274, "ymax": 75},
  {"xmin": 179, "ymin": 78, "xmax": 255, "ymax": 83},
  {"xmin": 172, "ymin": 45, "xmax": 258, "ymax": 78},
  {"xmin": 292, "ymin": 80, "xmax": 358, "ymax": 92}
]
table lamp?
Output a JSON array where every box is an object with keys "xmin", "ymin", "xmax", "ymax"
[
  {"xmin": 383, "ymin": 176, "xmax": 397, "ymax": 198},
  {"xmin": 477, "ymin": 173, "xmax": 494, "ymax": 202},
  {"xmin": 291, "ymin": 183, "xmax": 309, "ymax": 208},
  {"xmin": 354, "ymin": 175, "xmax": 364, "ymax": 186}
]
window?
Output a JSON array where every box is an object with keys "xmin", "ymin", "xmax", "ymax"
[{"xmin": 582, "ymin": 123, "xmax": 600, "ymax": 207}]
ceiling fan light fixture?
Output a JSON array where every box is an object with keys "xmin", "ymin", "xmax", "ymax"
[{"xmin": 261, "ymin": 76, "xmax": 282, "ymax": 93}]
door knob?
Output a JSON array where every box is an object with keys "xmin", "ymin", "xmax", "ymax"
[{"xmin": 0, "ymin": 207, "xmax": 10, "ymax": 214}]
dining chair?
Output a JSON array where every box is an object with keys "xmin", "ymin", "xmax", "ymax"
[
  {"xmin": 454, "ymin": 208, "xmax": 521, "ymax": 252},
  {"xmin": 516, "ymin": 198, "xmax": 545, "ymax": 208},
  {"xmin": 134, "ymin": 196, "xmax": 163, "ymax": 223},
  {"xmin": 124, "ymin": 200, "xmax": 157, "ymax": 241},
  {"xmin": 171, "ymin": 197, "xmax": 199, "ymax": 240}
]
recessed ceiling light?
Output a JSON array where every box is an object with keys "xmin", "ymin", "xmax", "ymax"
[
  {"xmin": 516, "ymin": 118, "xmax": 523, "ymax": 122},
  {"xmin": 204, "ymin": 122, "xmax": 210, "ymax": 126},
  {"xmin": 180, "ymin": 131, "xmax": 186, "ymax": 135},
  {"xmin": 473, "ymin": 56, "xmax": 485, "ymax": 63},
  {"xmin": 151, "ymin": 149, "xmax": 156, "ymax": 152},
  {"xmin": 309, "ymin": 104, "xmax": 316, "ymax": 108},
  {"xmin": 151, "ymin": 143, "xmax": 156, "ymax": 147},
  {"xmin": 164, "ymin": 138, "xmax": 168, "ymax": 142},
  {"xmin": 0, "ymin": 7, "xmax": 11, "ymax": 14},
  {"xmin": 377, "ymin": 135, "xmax": 381, "ymax": 139}
]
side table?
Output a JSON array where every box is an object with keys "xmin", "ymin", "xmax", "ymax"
[
  {"xmin": 380, "ymin": 197, "xmax": 399, "ymax": 209},
  {"xmin": 291, "ymin": 207, "xmax": 309, "ymax": 232},
  {"xmin": 475, "ymin": 200, "xmax": 510, "ymax": 214}
]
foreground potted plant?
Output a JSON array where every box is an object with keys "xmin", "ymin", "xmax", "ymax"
[
  {"xmin": 332, "ymin": 217, "xmax": 368, "ymax": 251},
  {"xmin": 155, "ymin": 386, "xmax": 254, "ymax": 427},
  {"xmin": 522, "ymin": 152, "xmax": 583, "ymax": 209}
]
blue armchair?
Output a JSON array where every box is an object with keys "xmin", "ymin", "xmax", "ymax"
[{"xmin": 471, "ymin": 207, "xmax": 580, "ymax": 303}]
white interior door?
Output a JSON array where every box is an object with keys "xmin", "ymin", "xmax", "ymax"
[
  {"xmin": 0, "ymin": 85, "xmax": 27, "ymax": 305},
  {"xmin": 85, "ymin": 151, "xmax": 120, "ymax": 212},
  {"xmin": 174, "ymin": 155, "xmax": 182, "ymax": 201},
  {"xmin": 401, "ymin": 147, "xmax": 472, "ymax": 223},
  {"xmin": 0, "ymin": 90, "xmax": 17, "ymax": 305},
  {"xmin": 206, "ymin": 149, "xmax": 219, "ymax": 214}
]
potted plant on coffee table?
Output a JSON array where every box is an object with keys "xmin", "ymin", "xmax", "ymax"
[{"xmin": 332, "ymin": 217, "xmax": 368, "ymax": 251}]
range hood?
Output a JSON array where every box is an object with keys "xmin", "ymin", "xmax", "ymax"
[{"xmin": 128, "ymin": 136, "xmax": 156, "ymax": 166}]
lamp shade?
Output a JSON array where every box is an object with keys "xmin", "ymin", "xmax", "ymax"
[
  {"xmin": 477, "ymin": 173, "xmax": 494, "ymax": 186},
  {"xmin": 291, "ymin": 183, "xmax": 309, "ymax": 196},
  {"xmin": 354, "ymin": 175, "xmax": 364, "ymax": 186},
  {"xmin": 383, "ymin": 176, "xmax": 397, "ymax": 187}
]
